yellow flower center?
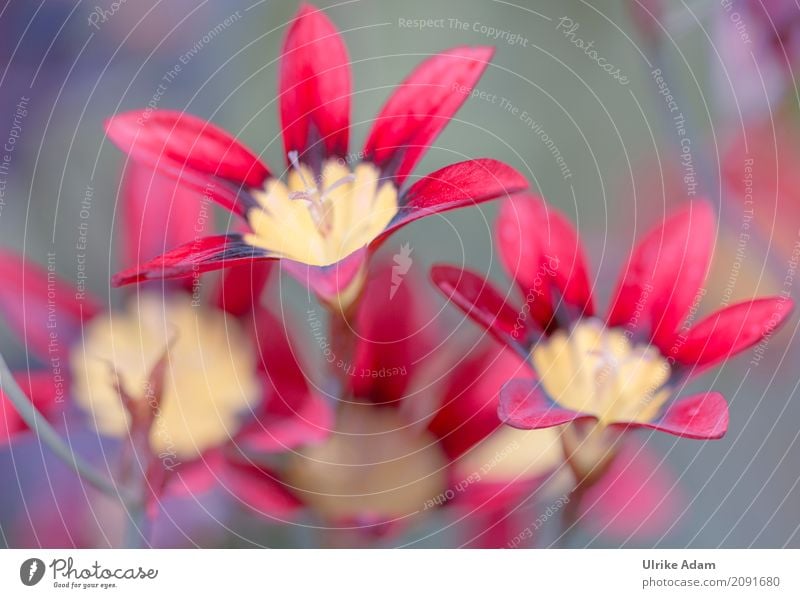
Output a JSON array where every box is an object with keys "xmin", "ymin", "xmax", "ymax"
[
  {"xmin": 244, "ymin": 157, "xmax": 398, "ymax": 267},
  {"xmin": 285, "ymin": 402, "xmax": 448, "ymax": 521},
  {"xmin": 531, "ymin": 319, "xmax": 671, "ymax": 425},
  {"xmin": 70, "ymin": 294, "xmax": 261, "ymax": 459}
]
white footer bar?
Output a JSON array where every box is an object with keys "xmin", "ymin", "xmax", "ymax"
[{"xmin": 0, "ymin": 549, "xmax": 797, "ymax": 596}]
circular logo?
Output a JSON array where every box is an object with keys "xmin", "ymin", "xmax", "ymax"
[{"xmin": 20, "ymin": 558, "xmax": 45, "ymax": 586}]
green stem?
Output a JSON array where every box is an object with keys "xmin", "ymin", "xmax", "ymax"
[
  {"xmin": 0, "ymin": 351, "xmax": 132, "ymax": 503},
  {"xmin": 123, "ymin": 500, "xmax": 149, "ymax": 548}
]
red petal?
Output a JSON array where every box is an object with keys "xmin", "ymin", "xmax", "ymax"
[
  {"xmin": 430, "ymin": 265, "xmax": 534, "ymax": 352},
  {"xmin": 381, "ymin": 158, "xmax": 528, "ymax": 240},
  {"xmin": 281, "ymin": 248, "xmax": 367, "ymax": 305},
  {"xmin": 279, "ymin": 4, "xmax": 350, "ymax": 163},
  {"xmin": 363, "ymin": 46, "xmax": 494, "ymax": 185},
  {"xmin": 349, "ymin": 258, "xmax": 438, "ymax": 403},
  {"xmin": 238, "ymin": 307, "xmax": 332, "ymax": 453},
  {"xmin": 105, "ymin": 110, "xmax": 269, "ymax": 189},
  {"xmin": 674, "ymin": 297, "xmax": 794, "ymax": 369},
  {"xmin": 581, "ymin": 442, "xmax": 684, "ymax": 540},
  {"xmin": 111, "ymin": 234, "xmax": 277, "ymax": 286},
  {"xmin": 496, "ymin": 194, "xmax": 593, "ymax": 328},
  {"xmin": 214, "ymin": 261, "xmax": 272, "ymax": 317},
  {"xmin": 0, "ymin": 251, "xmax": 100, "ymax": 361},
  {"xmin": 164, "ymin": 449, "xmax": 226, "ymax": 499},
  {"xmin": 616, "ymin": 392, "xmax": 729, "ymax": 439},
  {"xmin": 1, "ymin": 371, "xmax": 62, "ymax": 443},
  {"xmin": 498, "ymin": 378, "xmax": 593, "ymax": 429},
  {"xmin": 122, "ymin": 163, "xmax": 212, "ymax": 270},
  {"xmin": 607, "ymin": 200, "xmax": 715, "ymax": 348}
]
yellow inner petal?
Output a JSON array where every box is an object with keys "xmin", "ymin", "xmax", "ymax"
[
  {"xmin": 70, "ymin": 294, "xmax": 261, "ymax": 459},
  {"xmin": 285, "ymin": 402, "xmax": 448, "ymax": 521},
  {"xmin": 531, "ymin": 319, "xmax": 671, "ymax": 425},
  {"xmin": 244, "ymin": 160, "xmax": 398, "ymax": 267},
  {"xmin": 454, "ymin": 425, "xmax": 563, "ymax": 483}
]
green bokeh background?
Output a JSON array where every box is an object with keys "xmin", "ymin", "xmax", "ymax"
[{"xmin": 0, "ymin": 0, "xmax": 797, "ymax": 547}]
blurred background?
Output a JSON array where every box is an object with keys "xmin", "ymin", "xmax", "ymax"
[{"xmin": 1, "ymin": 0, "xmax": 799, "ymax": 548}]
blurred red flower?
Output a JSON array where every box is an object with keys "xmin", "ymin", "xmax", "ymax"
[{"xmin": 0, "ymin": 165, "xmax": 331, "ymax": 527}]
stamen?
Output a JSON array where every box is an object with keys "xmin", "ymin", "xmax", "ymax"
[
  {"xmin": 287, "ymin": 150, "xmax": 312, "ymax": 191},
  {"xmin": 244, "ymin": 158, "xmax": 399, "ymax": 267},
  {"xmin": 320, "ymin": 173, "xmax": 355, "ymax": 202}
]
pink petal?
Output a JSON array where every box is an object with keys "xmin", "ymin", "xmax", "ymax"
[
  {"xmin": 674, "ymin": 297, "xmax": 794, "ymax": 369},
  {"xmin": 430, "ymin": 265, "xmax": 534, "ymax": 352},
  {"xmin": 105, "ymin": 110, "xmax": 270, "ymax": 190},
  {"xmin": 279, "ymin": 4, "xmax": 350, "ymax": 163},
  {"xmin": 281, "ymin": 248, "xmax": 367, "ymax": 305},
  {"xmin": 121, "ymin": 163, "xmax": 212, "ymax": 270},
  {"xmin": 496, "ymin": 194, "xmax": 594, "ymax": 328},
  {"xmin": 581, "ymin": 442, "xmax": 684, "ymax": 540},
  {"xmin": 111, "ymin": 234, "xmax": 277, "ymax": 287},
  {"xmin": 616, "ymin": 392, "xmax": 729, "ymax": 440},
  {"xmin": 498, "ymin": 378, "xmax": 593, "ymax": 430},
  {"xmin": 382, "ymin": 159, "xmax": 528, "ymax": 240},
  {"xmin": 363, "ymin": 46, "xmax": 494, "ymax": 185},
  {"xmin": 0, "ymin": 251, "xmax": 100, "ymax": 361},
  {"xmin": 607, "ymin": 200, "xmax": 715, "ymax": 349}
]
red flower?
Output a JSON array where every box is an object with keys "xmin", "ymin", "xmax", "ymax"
[
  {"xmin": 432, "ymin": 195, "xmax": 794, "ymax": 441},
  {"xmin": 0, "ymin": 166, "xmax": 330, "ymax": 525},
  {"xmin": 253, "ymin": 259, "xmax": 563, "ymax": 536},
  {"xmin": 104, "ymin": 4, "xmax": 527, "ymax": 303}
]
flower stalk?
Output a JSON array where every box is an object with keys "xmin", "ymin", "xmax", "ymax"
[{"xmin": 0, "ymin": 351, "xmax": 134, "ymax": 504}]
